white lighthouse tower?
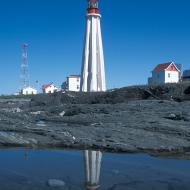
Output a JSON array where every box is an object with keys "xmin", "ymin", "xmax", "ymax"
[
  {"xmin": 80, "ymin": 0, "xmax": 106, "ymax": 92},
  {"xmin": 84, "ymin": 150, "xmax": 102, "ymax": 190}
]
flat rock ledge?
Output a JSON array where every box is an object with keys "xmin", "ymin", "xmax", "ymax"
[{"xmin": 0, "ymin": 84, "xmax": 190, "ymax": 159}]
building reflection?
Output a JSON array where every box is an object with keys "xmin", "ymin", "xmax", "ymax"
[
  {"xmin": 84, "ymin": 150, "xmax": 102, "ymax": 190},
  {"xmin": 22, "ymin": 148, "xmax": 103, "ymax": 189}
]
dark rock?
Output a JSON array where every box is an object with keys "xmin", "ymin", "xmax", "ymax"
[
  {"xmin": 64, "ymin": 107, "xmax": 82, "ymax": 116},
  {"xmin": 184, "ymin": 86, "xmax": 190, "ymax": 95},
  {"xmin": 0, "ymin": 83, "xmax": 190, "ymax": 159}
]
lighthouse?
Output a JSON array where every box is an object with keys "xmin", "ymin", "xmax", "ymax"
[
  {"xmin": 80, "ymin": 0, "xmax": 106, "ymax": 92},
  {"xmin": 81, "ymin": 2, "xmax": 104, "ymax": 188},
  {"xmin": 84, "ymin": 150, "xmax": 102, "ymax": 190}
]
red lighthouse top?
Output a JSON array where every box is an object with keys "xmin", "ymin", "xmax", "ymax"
[{"xmin": 87, "ymin": 0, "xmax": 99, "ymax": 14}]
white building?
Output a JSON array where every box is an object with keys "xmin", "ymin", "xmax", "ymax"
[
  {"xmin": 42, "ymin": 83, "xmax": 58, "ymax": 94},
  {"xmin": 21, "ymin": 86, "xmax": 37, "ymax": 95},
  {"xmin": 148, "ymin": 62, "xmax": 180, "ymax": 85},
  {"xmin": 62, "ymin": 75, "xmax": 80, "ymax": 92}
]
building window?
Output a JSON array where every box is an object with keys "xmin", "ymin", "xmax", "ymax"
[
  {"xmin": 77, "ymin": 85, "xmax": 79, "ymax": 90},
  {"xmin": 77, "ymin": 78, "xmax": 79, "ymax": 82},
  {"xmin": 168, "ymin": 73, "xmax": 171, "ymax": 78}
]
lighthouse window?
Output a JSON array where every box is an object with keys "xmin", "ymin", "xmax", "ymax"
[{"xmin": 89, "ymin": 1, "xmax": 98, "ymax": 8}]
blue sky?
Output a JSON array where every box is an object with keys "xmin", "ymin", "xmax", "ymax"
[{"xmin": 0, "ymin": 0, "xmax": 190, "ymax": 94}]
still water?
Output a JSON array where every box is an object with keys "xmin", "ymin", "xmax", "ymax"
[{"xmin": 0, "ymin": 148, "xmax": 189, "ymax": 190}]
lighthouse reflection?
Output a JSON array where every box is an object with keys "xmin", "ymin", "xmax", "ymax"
[
  {"xmin": 84, "ymin": 150, "xmax": 102, "ymax": 190},
  {"xmin": 13, "ymin": 148, "xmax": 190, "ymax": 190}
]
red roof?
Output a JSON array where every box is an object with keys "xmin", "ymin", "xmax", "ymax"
[
  {"xmin": 42, "ymin": 83, "xmax": 53, "ymax": 89},
  {"xmin": 153, "ymin": 62, "xmax": 179, "ymax": 72}
]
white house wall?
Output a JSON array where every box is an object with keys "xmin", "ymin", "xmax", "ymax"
[
  {"xmin": 68, "ymin": 77, "xmax": 80, "ymax": 92},
  {"xmin": 165, "ymin": 71, "xmax": 179, "ymax": 83},
  {"xmin": 22, "ymin": 87, "xmax": 37, "ymax": 95},
  {"xmin": 152, "ymin": 71, "xmax": 165, "ymax": 84},
  {"xmin": 151, "ymin": 70, "xmax": 179, "ymax": 84},
  {"xmin": 44, "ymin": 86, "xmax": 58, "ymax": 94}
]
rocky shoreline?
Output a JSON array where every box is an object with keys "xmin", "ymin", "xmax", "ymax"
[{"xmin": 0, "ymin": 83, "xmax": 190, "ymax": 158}]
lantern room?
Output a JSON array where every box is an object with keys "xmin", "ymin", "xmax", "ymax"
[{"xmin": 87, "ymin": 0, "xmax": 99, "ymax": 14}]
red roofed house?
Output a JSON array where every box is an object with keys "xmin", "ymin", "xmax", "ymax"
[
  {"xmin": 148, "ymin": 62, "xmax": 181, "ymax": 85},
  {"xmin": 42, "ymin": 83, "xmax": 59, "ymax": 94}
]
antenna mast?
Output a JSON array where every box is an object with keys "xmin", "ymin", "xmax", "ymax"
[{"xmin": 20, "ymin": 43, "xmax": 29, "ymax": 88}]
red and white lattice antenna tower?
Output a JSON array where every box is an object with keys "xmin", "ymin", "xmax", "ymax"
[{"xmin": 20, "ymin": 43, "xmax": 29, "ymax": 88}]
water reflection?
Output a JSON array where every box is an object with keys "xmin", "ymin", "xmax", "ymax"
[
  {"xmin": 21, "ymin": 149, "xmax": 103, "ymax": 189},
  {"xmin": 0, "ymin": 148, "xmax": 187, "ymax": 190},
  {"xmin": 24, "ymin": 148, "xmax": 30, "ymax": 161},
  {"xmin": 84, "ymin": 150, "xmax": 102, "ymax": 190}
]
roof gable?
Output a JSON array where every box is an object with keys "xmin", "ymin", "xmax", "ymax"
[
  {"xmin": 153, "ymin": 62, "xmax": 180, "ymax": 73},
  {"xmin": 42, "ymin": 83, "xmax": 53, "ymax": 89},
  {"xmin": 166, "ymin": 63, "xmax": 179, "ymax": 72}
]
